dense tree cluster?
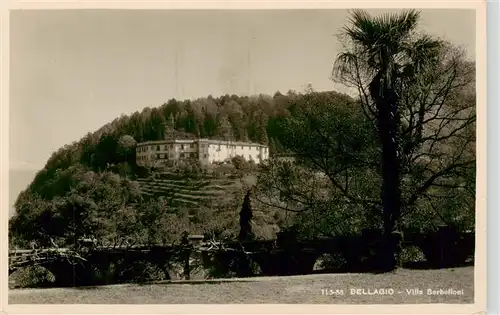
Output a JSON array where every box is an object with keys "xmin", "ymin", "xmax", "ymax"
[
  {"xmin": 9, "ymin": 90, "xmax": 309, "ymax": 248},
  {"xmin": 10, "ymin": 10, "xmax": 475, "ymax": 276},
  {"xmin": 254, "ymin": 10, "xmax": 476, "ymax": 271},
  {"xmin": 26, "ymin": 92, "xmax": 295, "ymax": 193}
]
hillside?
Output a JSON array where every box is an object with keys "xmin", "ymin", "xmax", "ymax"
[
  {"xmin": 137, "ymin": 171, "xmax": 254, "ymax": 208},
  {"xmin": 131, "ymin": 165, "xmax": 284, "ymax": 239},
  {"xmin": 9, "ymin": 82, "xmax": 475, "ymax": 250},
  {"xmin": 9, "ymin": 90, "xmax": 345, "ymax": 247}
]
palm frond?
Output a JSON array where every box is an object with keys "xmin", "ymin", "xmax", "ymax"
[
  {"xmin": 375, "ymin": 10, "xmax": 420, "ymax": 40},
  {"xmin": 410, "ymin": 35, "xmax": 443, "ymax": 65},
  {"xmin": 333, "ymin": 52, "xmax": 359, "ymax": 80},
  {"xmin": 343, "ymin": 10, "xmax": 380, "ymax": 47},
  {"xmin": 401, "ymin": 35, "xmax": 443, "ymax": 76},
  {"xmin": 342, "ymin": 9, "xmax": 422, "ymax": 69},
  {"xmin": 368, "ymin": 10, "xmax": 420, "ymax": 61}
]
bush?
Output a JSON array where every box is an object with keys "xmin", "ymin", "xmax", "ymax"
[
  {"xmin": 273, "ymin": 211, "xmax": 286, "ymax": 225},
  {"xmin": 118, "ymin": 260, "xmax": 168, "ymax": 284},
  {"xmin": 313, "ymin": 253, "xmax": 348, "ymax": 271},
  {"xmin": 175, "ymin": 160, "xmax": 205, "ymax": 179},
  {"xmin": 252, "ymin": 224, "xmax": 279, "ymax": 240},
  {"xmin": 231, "ymin": 155, "xmax": 249, "ymax": 170},
  {"xmin": 89, "ymin": 262, "xmax": 118, "ymax": 285},
  {"xmin": 11, "ymin": 265, "xmax": 56, "ymax": 288},
  {"xmin": 204, "ymin": 252, "xmax": 261, "ymax": 279},
  {"xmin": 400, "ymin": 245, "xmax": 426, "ymax": 264},
  {"xmin": 112, "ymin": 162, "xmax": 134, "ymax": 177}
]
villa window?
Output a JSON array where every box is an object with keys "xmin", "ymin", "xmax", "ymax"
[
  {"xmin": 164, "ymin": 145, "xmax": 168, "ymax": 150},
  {"xmin": 181, "ymin": 144, "xmax": 184, "ymax": 150},
  {"xmin": 190, "ymin": 143, "xmax": 194, "ymax": 148},
  {"xmin": 180, "ymin": 153, "xmax": 185, "ymax": 158},
  {"xmin": 241, "ymin": 146, "xmax": 244, "ymax": 149},
  {"xmin": 203, "ymin": 154, "xmax": 208, "ymax": 158},
  {"xmin": 170, "ymin": 144, "xmax": 173, "ymax": 149},
  {"xmin": 157, "ymin": 145, "xmax": 160, "ymax": 151},
  {"xmin": 190, "ymin": 152, "xmax": 195, "ymax": 158}
]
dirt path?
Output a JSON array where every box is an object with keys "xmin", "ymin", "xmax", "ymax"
[{"xmin": 9, "ymin": 267, "xmax": 474, "ymax": 304}]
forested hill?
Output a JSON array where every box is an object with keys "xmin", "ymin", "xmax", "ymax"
[
  {"xmin": 25, "ymin": 90, "xmax": 349, "ymax": 191},
  {"xmin": 49, "ymin": 91, "xmax": 314, "ymax": 166},
  {"xmin": 10, "ymin": 90, "xmax": 359, "ymax": 247}
]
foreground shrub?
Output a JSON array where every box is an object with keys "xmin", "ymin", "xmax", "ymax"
[
  {"xmin": 400, "ymin": 245, "xmax": 426, "ymax": 264},
  {"xmin": 313, "ymin": 253, "xmax": 348, "ymax": 271},
  {"xmin": 89, "ymin": 262, "xmax": 119, "ymax": 285},
  {"xmin": 117, "ymin": 260, "xmax": 168, "ymax": 284},
  {"xmin": 11, "ymin": 265, "xmax": 55, "ymax": 288},
  {"xmin": 204, "ymin": 252, "xmax": 261, "ymax": 279}
]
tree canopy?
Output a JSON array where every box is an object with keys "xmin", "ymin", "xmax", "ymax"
[{"xmin": 10, "ymin": 10, "xmax": 475, "ymax": 266}]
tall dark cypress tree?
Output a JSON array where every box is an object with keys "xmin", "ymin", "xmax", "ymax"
[{"xmin": 239, "ymin": 190, "xmax": 254, "ymax": 242}]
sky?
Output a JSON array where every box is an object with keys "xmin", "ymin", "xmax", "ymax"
[{"xmin": 8, "ymin": 9, "xmax": 476, "ymax": 214}]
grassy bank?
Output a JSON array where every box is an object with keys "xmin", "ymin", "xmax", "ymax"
[{"xmin": 9, "ymin": 267, "xmax": 474, "ymax": 304}]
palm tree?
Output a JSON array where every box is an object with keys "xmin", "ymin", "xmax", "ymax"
[{"xmin": 333, "ymin": 9, "xmax": 442, "ymax": 271}]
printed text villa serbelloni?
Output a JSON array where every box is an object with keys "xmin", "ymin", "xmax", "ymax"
[{"xmin": 320, "ymin": 288, "xmax": 465, "ymax": 296}]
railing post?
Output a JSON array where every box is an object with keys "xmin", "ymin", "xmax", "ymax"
[
  {"xmin": 187, "ymin": 235, "xmax": 205, "ymax": 280},
  {"xmin": 180, "ymin": 232, "xmax": 191, "ymax": 280}
]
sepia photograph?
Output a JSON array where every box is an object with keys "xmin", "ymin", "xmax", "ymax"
[{"xmin": 5, "ymin": 4, "xmax": 485, "ymax": 310}]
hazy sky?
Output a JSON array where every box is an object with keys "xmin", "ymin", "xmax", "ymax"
[{"xmin": 8, "ymin": 9, "xmax": 476, "ymax": 212}]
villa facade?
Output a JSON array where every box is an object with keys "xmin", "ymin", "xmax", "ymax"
[{"xmin": 136, "ymin": 138, "xmax": 269, "ymax": 168}]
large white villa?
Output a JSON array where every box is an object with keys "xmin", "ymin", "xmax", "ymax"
[{"xmin": 136, "ymin": 138, "xmax": 269, "ymax": 168}]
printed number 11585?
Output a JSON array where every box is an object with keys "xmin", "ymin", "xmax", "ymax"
[{"xmin": 321, "ymin": 289, "xmax": 345, "ymax": 296}]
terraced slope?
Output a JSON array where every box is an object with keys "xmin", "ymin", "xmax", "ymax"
[{"xmin": 136, "ymin": 171, "xmax": 250, "ymax": 209}]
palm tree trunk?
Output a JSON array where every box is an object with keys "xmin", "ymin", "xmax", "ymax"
[{"xmin": 376, "ymin": 89, "xmax": 402, "ymax": 272}]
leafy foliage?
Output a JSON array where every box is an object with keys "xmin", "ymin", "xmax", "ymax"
[
  {"xmin": 254, "ymin": 92, "xmax": 381, "ymax": 237},
  {"xmin": 333, "ymin": 10, "xmax": 475, "ymax": 234},
  {"xmin": 10, "ymin": 265, "xmax": 56, "ymax": 288},
  {"xmin": 254, "ymin": 11, "xmax": 475, "ymax": 243},
  {"xmin": 10, "ymin": 92, "xmax": 299, "ymax": 248},
  {"xmin": 10, "ymin": 10, "xmax": 475, "ymax": 281}
]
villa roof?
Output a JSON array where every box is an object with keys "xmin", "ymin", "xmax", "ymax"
[{"xmin": 137, "ymin": 138, "xmax": 268, "ymax": 148}]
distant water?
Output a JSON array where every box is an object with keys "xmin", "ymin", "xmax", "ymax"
[{"xmin": 8, "ymin": 168, "xmax": 38, "ymax": 218}]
